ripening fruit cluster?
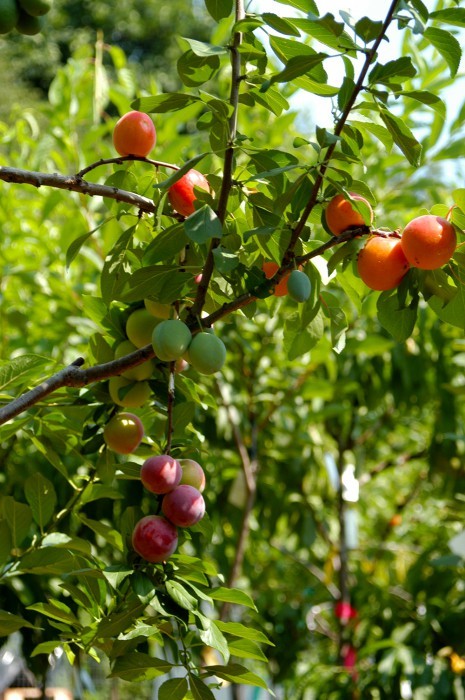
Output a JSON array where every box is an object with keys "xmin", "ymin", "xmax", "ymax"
[
  {"xmin": 108, "ymin": 304, "xmax": 227, "ymax": 409},
  {"xmin": 112, "ymin": 111, "xmax": 210, "ymax": 217},
  {"xmin": 132, "ymin": 455, "xmax": 206, "ymax": 563},
  {"xmin": 0, "ymin": 0, "xmax": 52, "ymax": 36},
  {"xmin": 324, "ymin": 193, "xmax": 457, "ymax": 292}
]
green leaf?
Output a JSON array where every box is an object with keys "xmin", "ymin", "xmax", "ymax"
[
  {"xmin": 172, "ymin": 402, "xmax": 196, "ymax": 433},
  {"xmin": 261, "ymin": 53, "xmax": 327, "ymax": 89},
  {"xmin": 424, "ymin": 27, "xmax": 461, "ymax": 77},
  {"xmin": 379, "ymin": 109, "xmax": 422, "ymax": 166},
  {"xmin": 134, "ymin": 93, "xmax": 201, "ymax": 114},
  {"xmin": 159, "ymin": 678, "xmax": 189, "ymax": 700},
  {"xmin": 213, "ymin": 247, "xmax": 240, "ymax": 274},
  {"xmin": 184, "ymin": 206, "xmax": 223, "ymax": 244},
  {"xmin": 0, "ymin": 521, "xmax": 12, "ymax": 566},
  {"xmin": 369, "ymin": 57, "xmax": 416, "ymax": 84},
  {"xmin": 154, "ymin": 154, "xmax": 209, "ymax": 190},
  {"xmin": 166, "ymin": 580, "xmax": 198, "ymax": 611},
  {"xmin": 214, "ymin": 620, "xmax": 274, "ymax": 645},
  {"xmin": 195, "ymin": 614, "xmax": 229, "ymax": 663},
  {"xmin": 205, "ymin": 0, "xmax": 233, "ymax": 22},
  {"xmin": 396, "ymin": 90, "xmax": 445, "ymax": 119},
  {"xmin": 0, "ymin": 611, "xmax": 36, "ymax": 637},
  {"xmin": 102, "ymin": 566, "xmax": 135, "ymax": 589},
  {"xmin": 79, "ymin": 515, "xmax": 124, "ymax": 551},
  {"xmin": 28, "ymin": 600, "xmax": 80, "ymax": 626},
  {"xmin": 66, "ymin": 219, "xmax": 111, "ymax": 268},
  {"xmin": 275, "ymin": 0, "xmax": 318, "ymax": 12},
  {"xmin": 3, "ymin": 496, "xmax": 33, "ymax": 549},
  {"xmin": 204, "ymin": 663, "xmax": 269, "ymax": 690},
  {"xmin": 354, "ymin": 17, "xmax": 383, "ymax": 43},
  {"xmin": 110, "ymin": 652, "xmax": 174, "ymax": 681},
  {"xmin": 24, "ymin": 473, "xmax": 57, "ymax": 529},
  {"xmin": 115, "ymin": 265, "xmax": 192, "ymax": 305},
  {"xmin": 208, "ymin": 587, "xmax": 257, "ymax": 610},
  {"xmin": 143, "ymin": 224, "xmax": 188, "ymax": 265},
  {"xmin": 31, "ymin": 641, "xmax": 62, "ymax": 657},
  {"xmin": 228, "ymin": 638, "xmax": 268, "ymax": 662},
  {"xmin": 178, "ymin": 51, "xmax": 220, "ymax": 88},
  {"xmin": 377, "ymin": 291, "xmax": 418, "ymax": 342},
  {"xmin": 181, "ymin": 38, "xmax": 227, "ymax": 57},
  {"xmin": 262, "ymin": 13, "xmax": 301, "ymax": 37},
  {"xmin": 430, "ymin": 8, "xmax": 465, "ymax": 27},
  {"xmin": 189, "ymin": 674, "xmax": 216, "ymax": 700},
  {"xmin": 428, "ymin": 290, "xmax": 465, "ymax": 330},
  {"xmin": 97, "ymin": 602, "xmax": 145, "ymax": 638},
  {"xmin": 19, "ymin": 549, "xmax": 89, "ymax": 575},
  {"xmin": 293, "ymin": 15, "xmax": 358, "ymax": 52},
  {"xmin": 0, "ymin": 354, "xmax": 50, "ymax": 393}
]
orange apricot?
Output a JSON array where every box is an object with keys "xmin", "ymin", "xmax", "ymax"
[
  {"xmin": 325, "ymin": 193, "xmax": 373, "ymax": 236},
  {"xmin": 262, "ymin": 261, "xmax": 291, "ymax": 297},
  {"xmin": 113, "ymin": 111, "xmax": 156, "ymax": 157},
  {"xmin": 357, "ymin": 235, "xmax": 410, "ymax": 291},
  {"xmin": 400, "ymin": 214, "xmax": 456, "ymax": 270}
]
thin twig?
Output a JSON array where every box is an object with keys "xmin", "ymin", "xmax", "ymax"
[
  {"xmin": 0, "ymin": 167, "xmax": 157, "ymax": 214},
  {"xmin": 165, "ymin": 364, "xmax": 176, "ymax": 454},
  {"xmin": 76, "ymin": 156, "xmax": 179, "ymax": 179}
]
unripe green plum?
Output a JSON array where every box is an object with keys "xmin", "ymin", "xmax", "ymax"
[
  {"xmin": 179, "ymin": 459, "xmax": 206, "ymax": 492},
  {"xmin": 162, "ymin": 484, "xmax": 205, "ymax": 527},
  {"xmin": 141, "ymin": 455, "xmax": 182, "ymax": 494},
  {"xmin": 287, "ymin": 269, "xmax": 311, "ymax": 303},
  {"xmin": 114, "ymin": 340, "xmax": 154, "ymax": 381},
  {"xmin": 109, "ymin": 376, "xmax": 151, "ymax": 408},
  {"xmin": 19, "ymin": 0, "xmax": 52, "ymax": 16},
  {"xmin": 126, "ymin": 308, "xmax": 160, "ymax": 348},
  {"xmin": 0, "ymin": 0, "xmax": 19, "ymax": 33},
  {"xmin": 132, "ymin": 515, "xmax": 178, "ymax": 563},
  {"xmin": 16, "ymin": 8, "xmax": 43, "ymax": 34},
  {"xmin": 144, "ymin": 299, "xmax": 171, "ymax": 319},
  {"xmin": 187, "ymin": 332, "xmax": 226, "ymax": 375},
  {"xmin": 103, "ymin": 412, "xmax": 144, "ymax": 454},
  {"xmin": 152, "ymin": 319, "xmax": 192, "ymax": 362}
]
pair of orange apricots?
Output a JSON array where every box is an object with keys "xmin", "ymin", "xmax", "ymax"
[{"xmin": 113, "ymin": 111, "xmax": 457, "ymax": 293}]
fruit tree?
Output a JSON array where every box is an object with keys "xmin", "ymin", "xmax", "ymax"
[{"xmin": 1, "ymin": 0, "xmax": 465, "ymax": 697}]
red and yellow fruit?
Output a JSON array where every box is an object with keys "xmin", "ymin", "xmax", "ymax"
[
  {"xmin": 325, "ymin": 193, "xmax": 373, "ymax": 236},
  {"xmin": 103, "ymin": 412, "xmax": 144, "ymax": 454},
  {"xmin": 132, "ymin": 515, "xmax": 178, "ymax": 563},
  {"xmin": 357, "ymin": 235, "xmax": 410, "ymax": 291},
  {"xmin": 141, "ymin": 455, "xmax": 182, "ymax": 495},
  {"xmin": 113, "ymin": 111, "xmax": 156, "ymax": 157},
  {"xmin": 400, "ymin": 214, "xmax": 456, "ymax": 270},
  {"xmin": 179, "ymin": 459, "xmax": 206, "ymax": 492},
  {"xmin": 162, "ymin": 484, "xmax": 205, "ymax": 527},
  {"xmin": 168, "ymin": 169, "xmax": 210, "ymax": 217}
]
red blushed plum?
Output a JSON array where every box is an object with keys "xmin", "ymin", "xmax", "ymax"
[
  {"xmin": 132, "ymin": 515, "xmax": 178, "ymax": 563},
  {"xmin": 141, "ymin": 455, "xmax": 182, "ymax": 495},
  {"xmin": 179, "ymin": 459, "xmax": 206, "ymax": 492},
  {"xmin": 162, "ymin": 484, "xmax": 205, "ymax": 527}
]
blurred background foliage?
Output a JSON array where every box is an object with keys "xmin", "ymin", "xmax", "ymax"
[{"xmin": 1, "ymin": 0, "xmax": 465, "ymax": 698}]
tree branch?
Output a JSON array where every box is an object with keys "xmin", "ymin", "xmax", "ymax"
[
  {"xmin": 187, "ymin": 0, "xmax": 245, "ymax": 323},
  {"xmin": 0, "ymin": 167, "xmax": 157, "ymax": 214},
  {"xmin": 75, "ymin": 156, "xmax": 179, "ymax": 179},
  {"xmin": 280, "ymin": 0, "xmax": 400, "ymax": 267},
  {"xmin": 0, "ymin": 345, "xmax": 155, "ymax": 426}
]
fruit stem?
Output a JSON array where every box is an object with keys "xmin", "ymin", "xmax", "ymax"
[{"xmin": 165, "ymin": 363, "xmax": 176, "ymax": 455}]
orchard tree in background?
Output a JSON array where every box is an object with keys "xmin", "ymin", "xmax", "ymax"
[{"xmin": 1, "ymin": 0, "xmax": 465, "ymax": 698}]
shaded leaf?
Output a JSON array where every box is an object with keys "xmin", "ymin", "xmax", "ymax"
[
  {"xmin": 110, "ymin": 652, "xmax": 173, "ymax": 681},
  {"xmin": 0, "ymin": 611, "xmax": 36, "ymax": 637},
  {"xmin": 379, "ymin": 109, "xmax": 422, "ymax": 166},
  {"xmin": 424, "ymin": 27, "xmax": 461, "ymax": 77},
  {"xmin": 25, "ymin": 473, "xmax": 57, "ymax": 529},
  {"xmin": 159, "ymin": 677, "xmax": 189, "ymax": 700},
  {"xmin": 184, "ymin": 206, "xmax": 223, "ymax": 244}
]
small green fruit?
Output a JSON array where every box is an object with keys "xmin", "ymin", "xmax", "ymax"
[
  {"xmin": 126, "ymin": 308, "xmax": 159, "ymax": 348},
  {"xmin": 114, "ymin": 340, "xmax": 154, "ymax": 382},
  {"xmin": 187, "ymin": 332, "xmax": 226, "ymax": 375},
  {"xmin": 144, "ymin": 299, "xmax": 171, "ymax": 319},
  {"xmin": 19, "ymin": 0, "xmax": 52, "ymax": 16},
  {"xmin": 16, "ymin": 8, "xmax": 43, "ymax": 34},
  {"xmin": 287, "ymin": 269, "xmax": 311, "ymax": 303},
  {"xmin": 0, "ymin": 0, "xmax": 19, "ymax": 33},
  {"xmin": 109, "ymin": 376, "xmax": 151, "ymax": 408},
  {"xmin": 152, "ymin": 319, "xmax": 192, "ymax": 362}
]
